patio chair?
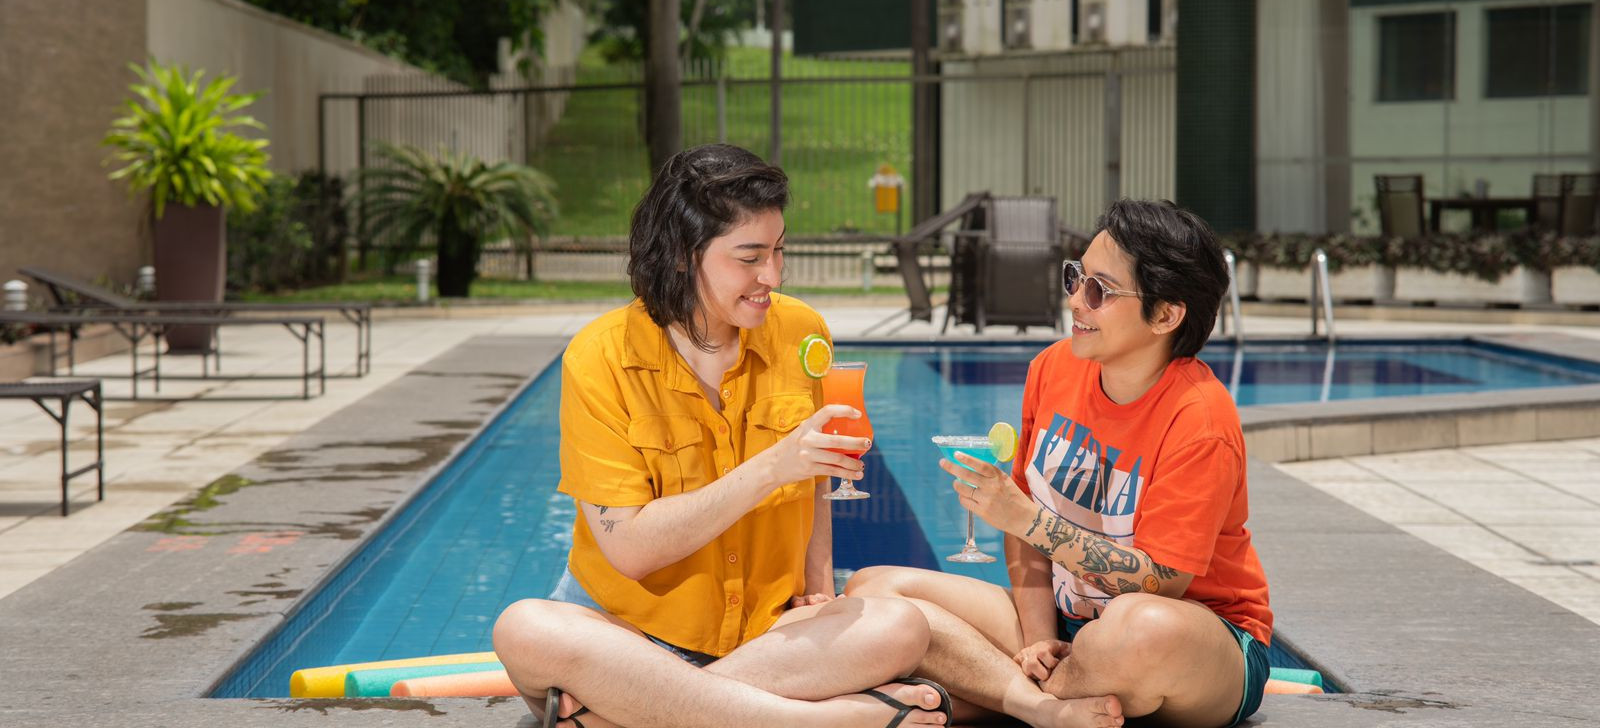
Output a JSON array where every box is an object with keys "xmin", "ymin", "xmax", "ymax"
[
  {"xmin": 1374, "ymin": 174, "xmax": 1426, "ymax": 236},
  {"xmin": 1558, "ymin": 173, "xmax": 1598, "ymax": 236},
  {"xmin": 864, "ymin": 192, "xmax": 989, "ymax": 335},
  {"xmin": 953, "ymin": 196, "xmax": 1066, "ymax": 334},
  {"xmin": 19, "ymin": 267, "xmax": 372, "ymax": 376},
  {"xmin": 0, "ymin": 379, "xmax": 103, "ymax": 516},
  {"xmin": 1532, "ymin": 174, "xmax": 1564, "ymax": 232}
]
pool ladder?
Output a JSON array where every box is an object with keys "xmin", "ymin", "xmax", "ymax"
[
  {"xmin": 1310, "ymin": 248, "xmax": 1336, "ymax": 343},
  {"xmin": 1219, "ymin": 251, "xmax": 1244, "ymax": 345}
]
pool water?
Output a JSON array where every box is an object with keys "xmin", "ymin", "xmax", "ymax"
[{"xmin": 215, "ymin": 339, "xmax": 1600, "ymax": 697}]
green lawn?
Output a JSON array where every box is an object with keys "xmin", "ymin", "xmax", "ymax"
[
  {"xmin": 238, "ymin": 276, "xmax": 938, "ymax": 304},
  {"xmin": 530, "ymin": 47, "xmax": 913, "ymax": 238}
]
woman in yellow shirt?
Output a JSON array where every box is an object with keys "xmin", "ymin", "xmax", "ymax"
[{"xmin": 493, "ymin": 144, "xmax": 952, "ymax": 728}]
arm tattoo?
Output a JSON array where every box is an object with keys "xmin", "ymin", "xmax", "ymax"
[
  {"xmin": 1025, "ymin": 509, "xmax": 1044, "ymax": 537},
  {"xmin": 1044, "ymin": 517, "xmax": 1079, "ymax": 553},
  {"xmin": 1153, "ymin": 562, "xmax": 1178, "ymax": 580},
  {"xmin": 1078, "ymin": 540, "xmax": 1141, "ymax": 575},
  {"xmin": 598, "ymin": 505, "xmax": 609, "ymax": 515},
  {"xmin": 1115, "ymin": 578, "xmax": 1143, "ymax": 594},
  {"xmin": 598, "ymin": 519, "xmax": 618, "ymax": 533}
]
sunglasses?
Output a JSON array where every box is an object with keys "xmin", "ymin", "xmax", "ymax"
[{"xmin": 1062, "ymin": 260, "xmax": 1142, "ymax": 310}]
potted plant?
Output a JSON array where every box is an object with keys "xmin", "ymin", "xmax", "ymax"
[
  {"xmin": 358, "ymin": 143, "xmax": 557, "ymax": 298},
  {"xmin": 103, "ymin": 60, "xmax": 271, "ymax": 351}
]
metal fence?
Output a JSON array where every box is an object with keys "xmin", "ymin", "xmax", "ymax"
[{"xmin": 319, "ymin": 48, "xmax": 1175, "ymax": 284}]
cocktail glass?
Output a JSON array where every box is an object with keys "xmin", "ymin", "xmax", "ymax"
[
  {"xmin": 821, "ymin": 361, "xmax": 872, "ymax": 500},
  {"xmin": 931, "ymin": 435, "xmax": 1007, "ymax": 563}
]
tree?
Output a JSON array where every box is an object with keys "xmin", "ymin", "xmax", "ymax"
[
  {"xmin": 589, "ymin": 0, "xmax": 756, "ymax": 64},
  {"xmin": 243, "ymin": 0, "xmax": 552, "ymax": 88}
]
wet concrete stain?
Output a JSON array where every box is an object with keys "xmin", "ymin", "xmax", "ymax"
[
  {"xmin": 1333, "ymin": 692, "xmax": 1462, "ymax": 713},
  {"xmin": 473, "ymin": 396, "xmax": 506, "ymax": 405},
  {"xmin": 253, "ymin": 581, "xmax": 285, "ymax": 588},
  {"xmin": 227, "ymin": 588, "xmax": 303, "ymax": 600},
  {"xmin": 260, "ymin": 698, "xmax": 446, "ymax": 717},
  {"xmin": 141, "ymin": 612, "xmax": 264, "ymax": 639},
  {"xmin": 420, "ymin": 419, "xmax": 480, "ymax": 430},
  {"xmin": 485, "ymin": 696, "xmax": 514, "ymax": 707},
  {"xmin": 142, "ymin": 601, "xmax": 202, "ymax": 612}
]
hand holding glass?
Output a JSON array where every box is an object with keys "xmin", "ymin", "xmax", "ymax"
[
  {"xmin": 821, "ymin": 362, "xmax": 872, "ymax": 500},
  {"xmin": 931, "ymin": 435, "xmax": 1009, "ymax": 563}
]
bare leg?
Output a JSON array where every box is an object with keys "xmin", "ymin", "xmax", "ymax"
[
  {"xmin": 847, "ymin": 566, "xmax": 1123, "ymax": 728},
  {"xmin": 494, "ymin": 597, "xmax": 949, "ymax": 728},
  {"xmin": 1038, "ymin": 593, "xmax": 1245, "ymax": 727}
]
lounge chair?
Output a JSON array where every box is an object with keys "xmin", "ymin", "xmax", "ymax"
[
  {"xmin": 0, "ymin": 310, "xmax": 325, "ymax": 399},
  {"xmin": 0, "ymin": 379, "xmax": 103, "ymax": 515},
  {"xmin": 1374, "ymin": 174, "xmax": 1425, "ymax": 236},
  {"xmin": 19, "ymin": 267, "xmax": 371, "ymax": 376},
  {"xmin": 946, "ymin": 196, "xmax": 1066, "ymax": 334},
  {"xmin": 864, "ymin": 192, "xmax": 989, "ymax": 335}
]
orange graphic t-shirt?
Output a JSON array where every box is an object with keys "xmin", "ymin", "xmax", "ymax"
[{"xmin": 1011, "ymin": 340, "xmax": 1272, "ymax": 644}]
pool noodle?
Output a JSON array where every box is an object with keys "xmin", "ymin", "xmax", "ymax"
[
  {"xmin": 390, "ymin": 669, "xmax": 518, "ymax": 697},
  {"xmin": 346, "ymin": 661, "xmax": 503, "ymax": 697},
  {"xmin": 1264, "ymin": 678, "xmax": 1324, "ymax": 695},
  {"xmin": 289, "ymin": 651, "xmax": 499, "ymax": 697},
  {"xmin": 1267, "ymin": 667, "xmax": 1325, "ymax": 688}
]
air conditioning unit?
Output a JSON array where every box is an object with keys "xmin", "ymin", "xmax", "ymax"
[
  {"xmin": 938, "ymin": 0, "xmax": 965, "ymax": 54},
  {"xmin": 1004, "ymin": 0, "xmax": 1032, "ymax": 50}
]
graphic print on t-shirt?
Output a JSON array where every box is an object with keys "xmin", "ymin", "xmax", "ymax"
[{"xmin": 1025, "ymin": 411, "xmax": 1145, "ymax": 620}]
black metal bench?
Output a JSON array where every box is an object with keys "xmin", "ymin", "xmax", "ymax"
[
  {"xmin": 0, "ymin": 380, "xmax": 103, "ymax": 516},
  {"xmin": 19, "ymin": 266, "xmax": 372, "ymax": 376},
  {"xmin": 0, "ymin": 311, "xmax": 325, "ymax": 399}
]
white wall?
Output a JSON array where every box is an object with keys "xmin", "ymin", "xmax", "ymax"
[
  {"xmin": 147, "ymin": 0, "xmax": 421, "ymax": 174},
  {"xmin": 941, "ymin": 47, "xmax": 1175, "ymax": 230},
  {"xmin": 1256, "ymin": 0, "xmax": 1328, "ymax": 233},
  {"xmin": 1348, "ymin": 0, "xmax": 1593, "ymax": 231}
]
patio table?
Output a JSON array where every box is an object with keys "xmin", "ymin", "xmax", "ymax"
[{"xmin": 1428, "ymin": 197, "xmax": 1536, "ymax": 233}]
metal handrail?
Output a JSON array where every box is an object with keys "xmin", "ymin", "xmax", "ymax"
[
  {"xmin": 1220, "ymin": 250, "xmax": 1243, "ymax": 345},
  {"xmin": 1310, "ymin": 248, "xmax": 1336, "ymax": 342}
]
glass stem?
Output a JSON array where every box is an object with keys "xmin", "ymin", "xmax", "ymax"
[{"xmin": 965, "ymin": 513, "xmax": 977, "ymax": 549}]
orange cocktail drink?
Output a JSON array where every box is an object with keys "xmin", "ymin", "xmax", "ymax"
[{"xmin": 820, "ymin": 361, "xmax": 872, "ymax": 500}]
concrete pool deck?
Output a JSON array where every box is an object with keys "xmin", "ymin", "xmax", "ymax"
[{"xmin": 2, "ymin": 300, "xmax": 1599, "ymax": 726}]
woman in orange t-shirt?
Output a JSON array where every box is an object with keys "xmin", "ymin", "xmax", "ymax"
[{"xmin": 849, "ymin": 200, "xmax": 1272, "ymax": 728}]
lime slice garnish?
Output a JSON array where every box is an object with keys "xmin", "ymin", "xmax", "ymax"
[
  {"xmin": 988, "ymin": 421, "xmax": 1017, "ymax": 463},
  {"xmin": 798, "ymin": 334, "xmax": 832, "ymax": 379}
]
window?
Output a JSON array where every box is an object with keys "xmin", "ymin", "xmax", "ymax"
[
  {"xmin": 1486, "ymin": 4, "xmax": 1591, "ymax": 98},
  {"xmin": 1377, "ymin": 12, "xmax": 1456, "ymax": 102}
]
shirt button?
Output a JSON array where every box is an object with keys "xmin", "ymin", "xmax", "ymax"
[
  {"xmin": 727, "ymin": 553, "xmax": 738, "ymax": 564},
  {"xmin": 728, "ymin": 594, "xmax": 741, "ymax": 606},
  {"xmin": 722, "ymin": 466, "xmax": 731, "ymax": 475},
  {"xmin": 721, "ymin": 388, "xmax": 732, "ymax": 399},
  {"xmin": 718, "ymin": 423, "xmax": 728, "ymax": 434},
  {"xmin": 778, "ymin": 417, "xmax": 787, "ymax": 427},
  {"xmin": 664, "ymin": 438, "xmax": 673, "ymax": 449}
]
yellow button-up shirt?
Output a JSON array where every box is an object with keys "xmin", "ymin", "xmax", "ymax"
[{"xmin": 557, "ymin": 294, "xmax": 829, "ymax": 656}]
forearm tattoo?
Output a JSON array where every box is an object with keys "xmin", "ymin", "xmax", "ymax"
[
  {"xmin": 598, "ymin": 519, "xmax": 618, "ymax": 533},
  {"xmin": 1026, "ymin": 507, "xmax": 1178, "ymax": 595}
]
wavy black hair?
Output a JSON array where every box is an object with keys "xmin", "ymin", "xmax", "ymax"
[
  {"xmin": 626, "ymin": 144, "xmax": 789, "ymax": 352},
  {"xmin": 1094, "ymin": 200, "xmax": 1229, "ymax": 359}
]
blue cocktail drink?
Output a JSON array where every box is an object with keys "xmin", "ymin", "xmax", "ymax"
[{"xmin": 931, "ymin": 435, "xmax": 1007, "ymax": 563}]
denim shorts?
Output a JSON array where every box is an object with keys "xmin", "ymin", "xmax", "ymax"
[
  {"xmin": 1059, "ymin": 613, "xmax": 1268, "ymax": 726},
  {"xmin": 548, "ymin": 566, "xmax": 720, "ymax": 668}
]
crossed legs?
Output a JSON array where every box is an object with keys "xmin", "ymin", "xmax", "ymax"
[
  {"xmin": 493, "ymin": 595, "xmax": 949, "ymax": 728},
  {"xmin": 847, "ymin": 566, "xmax": 1244, "ymax": 727}
]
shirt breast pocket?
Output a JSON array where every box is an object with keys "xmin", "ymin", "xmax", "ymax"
[
  {"xmin": 628, "ymin": 415, "xmax": 707, "ymax": 497},
  {"xmin": 746, "ymin": 393, "xmax": 818, "ymax": 503}
]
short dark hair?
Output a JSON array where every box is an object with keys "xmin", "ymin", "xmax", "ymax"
[
  {"xmin": 627, "ymin": 144, "xmax": 789, "ymax": 351},
  {"xmin": 1094, "ymin": 199, "xmax": 1228, "ymax": 359}
]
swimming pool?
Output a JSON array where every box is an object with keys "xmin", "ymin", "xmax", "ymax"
[{"xmin": 214, "ymin": 339, "xmax": 1600, "ymax": 697}]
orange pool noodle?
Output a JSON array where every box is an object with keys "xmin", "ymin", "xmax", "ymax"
[
  {"xmin": 1264, "ymin": 678, "xmax": 1324, "ymax": 695},
  {"xmin": 390, "ymin": 668, "xmax": 518, "ymax": 697}
]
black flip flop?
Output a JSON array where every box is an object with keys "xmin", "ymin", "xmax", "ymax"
[
  {"xmin": 543, "ymin": 687, "xmax": 591, "ymax": 728},
  {"xmin": 862, "ymin": 677, "xmax": 954, "ymax": 727}
]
